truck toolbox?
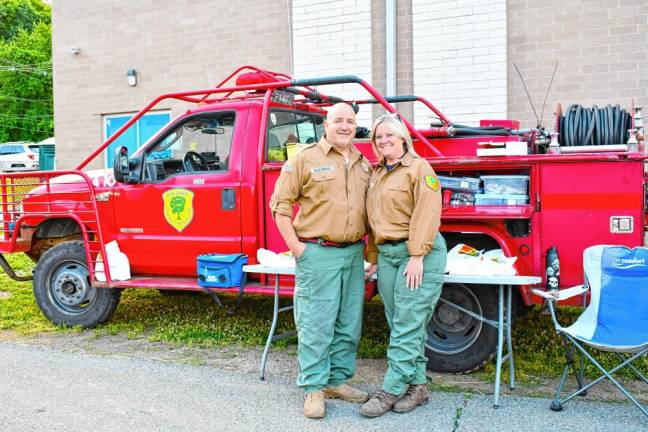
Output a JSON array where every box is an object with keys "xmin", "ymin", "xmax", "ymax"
[
  {"xmin": 475, "ymin": 193, "xmax": 529, "ymax": 206},
  {"xmin": 438, "ymin": 175, "xmax": 481, "ymax": 192},
  {"xmin": 480, "ymin": 175, "xmax": 529, "ymax": 195}
]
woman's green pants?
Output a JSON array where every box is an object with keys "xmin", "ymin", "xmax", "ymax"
[{"xmin": 376, "ymin": 234, "xmax": 447, "ymax": 395}]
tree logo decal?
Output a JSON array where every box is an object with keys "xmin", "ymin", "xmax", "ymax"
[{"xmin": 162, "ymin": 188, "xmax": 194, "ymax": 232}]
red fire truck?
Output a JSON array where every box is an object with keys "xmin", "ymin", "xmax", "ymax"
[{"xmin": 0, "ymin": 66, "xmax": 645, "ymax": 373}]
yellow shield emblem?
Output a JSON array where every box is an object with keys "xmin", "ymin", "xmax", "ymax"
[
  {"xmin": 425, "ymin": 175, "xmax": 440, "ymax": 192},
  {"xmin": 163, "ymin": 188, "xmax": 194, "ymax": 232}
]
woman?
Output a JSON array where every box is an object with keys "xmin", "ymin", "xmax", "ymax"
[{"xmin": 360, "ymin": 113, "xmax": 447, "ymax": 418}]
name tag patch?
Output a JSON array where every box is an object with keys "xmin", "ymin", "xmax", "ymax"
[{"xmin": 311, "ymin": 166, "xmax": 335, "ymax": 174}]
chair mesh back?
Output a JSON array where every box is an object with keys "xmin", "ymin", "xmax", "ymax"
[{"xmin": 585, "ymin": 245, "xmax": 648, "ymax": 347}]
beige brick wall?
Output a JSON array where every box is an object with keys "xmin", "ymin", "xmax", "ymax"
[
  {"xmin": 52, "ymin": 0, "xmax": 648, "ymax": 162},
  {"xmin": 52, "ymin": 0, "xmax": 292, "ymax": 169},
  {"xmin": 508, "ymin": 0, "xmax": 648, "ymax": 129}
]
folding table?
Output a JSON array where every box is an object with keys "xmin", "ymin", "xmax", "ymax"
[{"xmin": 243, "ymin": 264, "xmax": 541, "ymax": 407}]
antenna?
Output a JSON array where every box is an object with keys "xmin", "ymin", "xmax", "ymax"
[
  {"xmin": 538, "ymin": 62, "xmax": 558, "ymax": 129},
  {"xmin": 513, "ymin": 62, "xmax": 541, "ymax": 127}
]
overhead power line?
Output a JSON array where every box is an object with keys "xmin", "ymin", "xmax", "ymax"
[
  {"xmin": 0, "ymin": 122, "xmax": 53, "ymax": 134},
  {"xmin": 0, "ymin": 113, "xmax": 53, "ymax": 119},
  {"xmin": 0, "ymin": 95, "xmax": 52, "ymax": 103}
]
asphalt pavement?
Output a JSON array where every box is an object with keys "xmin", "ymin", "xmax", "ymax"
[{"xmin": 0, "ymin": 342, "xmax": 645, "ymax": 432}]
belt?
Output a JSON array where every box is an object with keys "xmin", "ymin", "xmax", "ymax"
[
  {"xmin": 380, "ymin": 239, "xmax": 407, "ymax": 245},
  {"xmin": 299, "ymin": 238, "xmax": 358, "ymax": 248}
]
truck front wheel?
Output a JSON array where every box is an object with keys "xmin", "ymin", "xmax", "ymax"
[
  {"xmin": 425, "ymin": 283, "xmax": 498, "ymax": 373},
  {"xmin": 33, "ymin": 241, "xmax": 121, "ymax": 328}
]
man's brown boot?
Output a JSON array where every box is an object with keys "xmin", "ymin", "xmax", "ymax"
[
  {"xmin": 303, "ymin": 391, "xmax": 325, "ymax": 419},
  {"xmin": 393, "ymin": 384, "xmax": 429, "ymax": 413},
  {"xmin": 323, "ymin": 384, "xmax": 369, "ymax": 403},
  {"xmin": 359, "ymin": 390, "xmax": 401, "ymax": 418}
]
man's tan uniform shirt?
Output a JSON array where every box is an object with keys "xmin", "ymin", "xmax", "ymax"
[
  {"xmin": 270, "ymin": 137, "xmax": 372, "ymax": 243},
  {"xmin": 366, "ymin": 152, "xmax": 442, "ymax": 263}
]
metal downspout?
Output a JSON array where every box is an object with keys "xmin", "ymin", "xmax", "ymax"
[{"xmin": 386, "ymin": 0, "xmax": 396, "ymax": 97}]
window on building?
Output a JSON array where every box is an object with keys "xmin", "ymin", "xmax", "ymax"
[
  {"xmin": 104, "ymin": 112, "xmax": 171, "ymax": 168},
  {"xmin": 266, "ymin": 110, "xmax": 324, "ymax": 162}
]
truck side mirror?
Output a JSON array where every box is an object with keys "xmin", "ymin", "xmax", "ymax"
[{"xmin": 113, "ymin": 146, "xmax": 131, "ymax": 183}]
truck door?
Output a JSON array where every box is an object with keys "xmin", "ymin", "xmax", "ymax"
[{"xmin": 112, "ymin": 110, "xmax": 245, "ymax": 276}]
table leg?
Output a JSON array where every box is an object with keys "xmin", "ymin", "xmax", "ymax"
[
  {"xmin": 493, "ymin": 284, "xmax": 504, "ymax": 408},
  {"xmin": 259, "ymin": 274, "xmax": 280, "ymax": 380},
  {"xmin": 506, "ymin": 285, "xmax": 515, "ymax": 391}
]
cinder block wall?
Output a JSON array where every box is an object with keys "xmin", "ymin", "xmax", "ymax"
[
  {"xmin": 52, "ymin": 0, "xmax": 292, "ymax": 169},
  {"xmin": 292, "ymin": 0, "xmax": 373, "ymax": 125},
  {"xmin": 508, "ymin": 0, "xmax": 648, "ymax": 129},
  {"xmin": 412, "ymin": 0, "xmax": 508, "ymax": 127}
]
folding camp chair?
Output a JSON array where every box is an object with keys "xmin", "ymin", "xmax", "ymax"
[{"xmin": 533, "ymin": 245, "xmax": 648, "ymax": 418}]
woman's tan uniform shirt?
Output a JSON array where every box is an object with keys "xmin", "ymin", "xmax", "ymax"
[
  {"xmin": 366, "ymin": 152, "xmax": 442, "ymax": 262},
  {"xmin": 270, "ymin": 137, "xmax": 372, "ymax": 243}
]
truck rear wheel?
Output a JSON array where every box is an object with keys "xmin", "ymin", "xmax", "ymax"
[
  {"xmin": 425, "ymin": 283, "xmax": 498, "ymax": 373},
  {"xmin": 33, "ymin": 241, "xmax": 121, "ymax": 328}
]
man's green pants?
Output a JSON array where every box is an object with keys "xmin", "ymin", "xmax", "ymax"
[
  {"xmin": 376, "ymin": 234, "xmax": 447, "ymax": 395},
  {"xmin": 294, "ymin": 241, "xmax": 365, "ymax": 393}
]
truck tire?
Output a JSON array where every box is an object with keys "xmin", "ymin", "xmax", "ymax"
[
  {"xmin": 425, "ymin": 283, "xmax": 498, "ymax": 373},
  {"xmin": 33, "ymin": 241, "xmax": 121, "ymax": 328}
]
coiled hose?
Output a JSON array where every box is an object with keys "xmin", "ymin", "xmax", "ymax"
[
  {"xmin": 450, "ymin": 124, "xmax": 513, "ymax": 136},
  {"xmin": 559, "ymin": 104, "xmax": 632, "ymax": 146}
]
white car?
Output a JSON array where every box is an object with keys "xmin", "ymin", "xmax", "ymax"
[{"xmin": 0, "ymin": 142, "xmax": 40, "ymax": 172}]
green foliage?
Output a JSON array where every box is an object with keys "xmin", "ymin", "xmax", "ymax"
[
  {"xmin": 0, "ymin": 253, "xmax": 54, "ymax": 334},
  {"xmin": 0, "ymin": 0, "xmax": 52, "ymax": 143},
  {"xmin": 0, "ymin": 0, "xmax": 50, "ymax": 43}
]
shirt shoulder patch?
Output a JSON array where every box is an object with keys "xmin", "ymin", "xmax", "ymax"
[
  {"xmin": 424, "ymin": 175, "xmax": 440, "ymax": 191},
  {"xmin": 282, "ymin": 163, "xmax": 293, "ymax": 173}
]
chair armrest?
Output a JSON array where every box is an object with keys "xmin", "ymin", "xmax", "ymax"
[{"xmin": 532, "ymin": 285, "xmax": 588, "ymax": 302}]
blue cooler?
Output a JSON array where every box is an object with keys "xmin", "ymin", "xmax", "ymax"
[{"xmin": 197, "ymin": 253, "xmax": 248, "ymax": 288}]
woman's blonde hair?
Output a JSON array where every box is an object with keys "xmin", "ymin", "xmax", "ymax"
[{"xmin": 369, "ymin": 113, "xmax": 419, "ymax": 163}]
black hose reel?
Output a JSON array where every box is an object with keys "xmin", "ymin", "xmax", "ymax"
[{"xmin": 555, "ymin": 103, "xmax": 633, "ymax": 146}]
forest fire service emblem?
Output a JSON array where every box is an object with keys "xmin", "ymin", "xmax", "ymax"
[{"xmin": 163, "ymin": 188, "xmax": 194, "ymax": 232}]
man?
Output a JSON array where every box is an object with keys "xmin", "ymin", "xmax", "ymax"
[{"xmin": 269, "ymin": 103, "xmax": 372, "ymax": 419}]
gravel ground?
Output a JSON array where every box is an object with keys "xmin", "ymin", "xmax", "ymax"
[
  {"xmin": 0, "ymin": 338, "xmax": 646, "ymax": 431},
  {"xmin": 1, "ymin": 330, "xmax": 645, "ymax": 404}
]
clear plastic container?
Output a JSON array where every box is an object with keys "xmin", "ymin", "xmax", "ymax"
[
  {"xmin": 438, "ymin": 175, "xmax": 481, "ymax": 192},
  {"xmin": 475, "ymin": 193, "xmax": 529, "ymax": 206},
  {"xmin": 480, "ymin": 175, "xmax": 529, "ymax": 195}
]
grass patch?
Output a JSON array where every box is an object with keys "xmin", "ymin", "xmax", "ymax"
[
  {"xmin": 0, "ymin": 254, "xmax": 56, "ymax": 335},
  {"xmin": 0, "ymin": 252, "xmax": 645, "ymax": 381}
]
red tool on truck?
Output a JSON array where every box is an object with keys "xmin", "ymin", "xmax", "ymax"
[{"xmin": 0, "ymin": 66, "xmax": 645, "ymax": 373}]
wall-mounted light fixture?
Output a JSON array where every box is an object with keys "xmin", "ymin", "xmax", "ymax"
[
  {"xmin": 127, "ymin": 69, "xmax": 137, "ymax": 86},
  {"xmin": 68, "ymin": 46, "xmax": 81, "ymax": 55}
]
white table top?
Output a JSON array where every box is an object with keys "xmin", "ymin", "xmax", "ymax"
[
  {"xmin": 243, "ymin": 264, "xmax": 542, "ymax": 285},
  {"xmin": 242, "ymin": 264, "xmax": 297, "ymax": 276},
  {"xmin": 443, "ymin": 274, "xmax": 542, "ymax": 285}
]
